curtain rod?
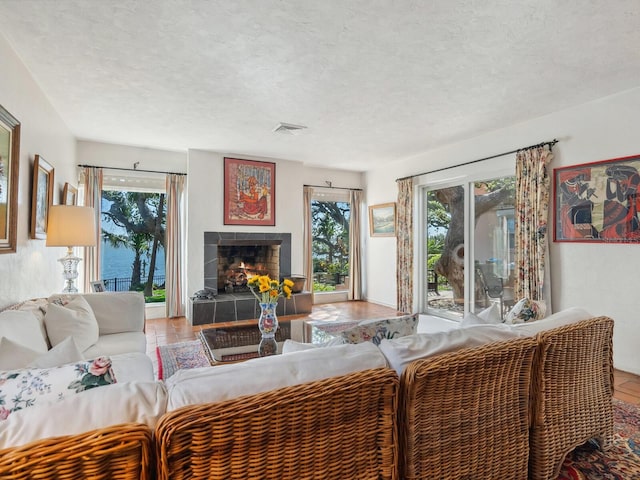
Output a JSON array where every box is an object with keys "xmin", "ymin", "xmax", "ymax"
[
  {"xmin": 395, "ymin": 138, "xmax": 558, "ymax": 182},
  {"xmin": 77, "ymin": 164, "xmax": 187, "ymax": 176},
  {"xmin": 304, "ymin": 183, "xmax": 363, "ymax": 191}
]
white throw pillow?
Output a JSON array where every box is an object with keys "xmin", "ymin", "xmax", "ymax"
[
  {"xmin": 28, "ymin": 336, "xmax": 84, "ymax": 368},
  {"xmin": 0, "ymin": 310, "xmax": 49, "ymax": 353},
  {"xmin": 378, "ymin": 324, "xmax": 525, "ymax": 375},
  {"xmin": 460, "ymin": 303, "xmax": 502, "ymax": 327},
  {"xmin": 44, "ymin": 296, "xmax": 99, "ymax": 352},
  {"xmin": 165, "ymin": 342, "xmax": 388, "ymax": 411},
  {"xmin": 0, "ymin": 338, "xmax": 40, "ymax": 370},
  {"xmin": 282, "ymin": 337, "xmax": 346, "ymax": 354},
  {"xmin": 0, "ymin": 381, "xmax": 167, "ymax": 449}
]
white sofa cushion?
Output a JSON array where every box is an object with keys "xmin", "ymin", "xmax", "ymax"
[
  {"xmin": 83, "ymin": 331, "xmax": 147, "ymax": 357},
  {"xmin": 0, "ymin": 337, "xmax": 41, "ymax": 370},
  {"xmin": 281, "ymin": 337, "xmax": 346, "ymax": 353},
  {"xmin": 80, "ymin": 292, "xmax": 145, "ymax": 334},
  {"xmin": 378, "ymin": 324, "xmax": 525, "ymax": 375},
  {"xmin": 0, "ymin": 310, "xmax": 49, "ymax": 353},
  {"xmin": 0, "ymin": 381, "xmax": 167, "ymax": 449},
  {"xmin": 28, "ymin": 336, "xmax": 84, "ymax": 369},
  {"xmin": 110, "ymin": 352, "xmax": 155, "ymax": 383},
  {"xmin": 44, "ymin": 296, "xmax": 99, "ymax": 352},
  {"xmin": 165, "ymin": 341, "xmax": 388, "ymax": 411},
  {"xmin": 510, "ymin": 307, "xmax": 593, "ymax": 336}
]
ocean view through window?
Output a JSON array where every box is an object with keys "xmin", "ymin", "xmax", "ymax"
[{"xmin": 100, "ymin": 178, "xmax": 167, "ymax": 303}]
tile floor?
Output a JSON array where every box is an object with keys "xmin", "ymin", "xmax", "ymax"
[{"xmin": 145, "ymin": 301, "xmax": 640, "ymax": 405}]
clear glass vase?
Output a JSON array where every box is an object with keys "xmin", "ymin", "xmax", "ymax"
[{"xmin": 258, "ymin": 302, "xmax": 279, "ymax": 356}]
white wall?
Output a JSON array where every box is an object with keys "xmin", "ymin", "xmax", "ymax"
[
  {"xmin": 366, "ymin": 87, "xmax": 640, "ymax": 375},
  {"xmin": 0, "ymin": 34, "xmax": 77, "ymax": 307},
  {"xmin": 76, "ymin": 141, "xmax": 187, "ymax": 173},
  {"xmin": 186, "ymin": 149, "xmax": 364, "ymax": 316}
]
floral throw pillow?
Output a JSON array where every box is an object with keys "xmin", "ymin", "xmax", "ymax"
[
  {"xmin": 340, "ymin": 313, "xmax": 419, "ymax": 346},
  {"xmin": 505, "ymin": 298, "xmax": 547, "ymax": 324},
  {"xmin": 0, "ymin": 357, "xmax": 116, "ymax": 421}
]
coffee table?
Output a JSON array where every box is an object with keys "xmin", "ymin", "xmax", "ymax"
[{"xmin": 199, "ymin": 316, "xmax": 308, "ymax": 363}]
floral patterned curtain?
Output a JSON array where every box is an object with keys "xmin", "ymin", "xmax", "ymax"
[
  {"xmin": 396, "ymin": 178, "xmax": 414, "ymax": 313},
  {"xmin": 514, "ymin": 146, "xmax": 554, "ymax": 302}
]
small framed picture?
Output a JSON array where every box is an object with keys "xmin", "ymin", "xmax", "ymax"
[
  {"xmin": 90, "ymin": 280, "xmax": 106, "ymax": 293},
  {"xmin": 62, "ymin": 182, "xmax": 77, "ymax": 205},
  {"xmin": 369, "ymin": 202, "xmax": 397, "ymax": 237},
  {"xmin": 30, "ymin": 154, "xmax": 54, "ymax": 239}
]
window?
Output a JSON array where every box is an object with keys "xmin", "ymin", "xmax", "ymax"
[
  {"xmin": 100, "ymin": 171, "xmax": 167, "ymax": 303},
  {"xmin": 422, "ymin": 172, "xmax": 515, "ymax": 320},
  {"xmin": 311, "ymin": 190, "xmax": 351, "ymax": 293}
]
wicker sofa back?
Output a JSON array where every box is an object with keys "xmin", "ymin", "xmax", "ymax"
[
  {"xmin": 155, "ymin": 367, "xmax": 399, "ymax": 480},
  {"xmin": 529, "ymin": 316, "xmax": 614, "ymax": 480},
  {"xmin": 0, "ymin": 423, "xmax": 153, "ymax": 480},
  {"xmin": 398, "ymin": 335, "xmax": 538, "ymax": 480}
]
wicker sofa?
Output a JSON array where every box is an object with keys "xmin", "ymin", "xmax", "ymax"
[{"xmin": 0, "ymin": 314, "xmax": 614, "ymax": 480}]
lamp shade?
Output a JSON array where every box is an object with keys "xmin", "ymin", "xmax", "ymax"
[{"xmin": 46, "ymin": 205, "xmax": 97, "ymax": 247}]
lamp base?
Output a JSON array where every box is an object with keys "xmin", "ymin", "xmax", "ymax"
[{"xmin": 58, "ymin": 247, "xmax": 82, "ymax": 294}]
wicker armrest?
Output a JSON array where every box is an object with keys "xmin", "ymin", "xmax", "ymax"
[
  {"xmin": 155, "ymin": 367, "xmax": 399, "ymax": 480},
  {"xmin": 399, "ymin": 336, "xmax": 537, "ymax": 480},
  {"xmin": 0, "ymin": 423, "xmax": 153, "ymax": 480}
]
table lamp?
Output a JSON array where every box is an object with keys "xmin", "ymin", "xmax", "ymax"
[{"xmin": 46, "ymin": 205, "xmax": 96, "ymax": 293}]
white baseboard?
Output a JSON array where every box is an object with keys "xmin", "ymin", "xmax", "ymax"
[
  {"xmin": 313, "ymin": 291, "xmax": 349, "ymax": 304},
  {"xmin": 145, "ymin": 303, "xmax": 166, "ymax": 319}
]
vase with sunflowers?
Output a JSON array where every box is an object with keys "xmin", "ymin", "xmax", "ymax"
[{"xmin": 247, "ymin": 275, "xmax": 294, "ymax": 356}]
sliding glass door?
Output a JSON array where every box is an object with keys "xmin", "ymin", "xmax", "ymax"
[{"xmin": 423, "ymin": 174, "xmax": 515, "ymax": 320}]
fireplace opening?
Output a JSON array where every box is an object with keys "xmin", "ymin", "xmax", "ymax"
[{"xmin": 217, "ymin": 244, "xmax": 280, "ymax": 294}]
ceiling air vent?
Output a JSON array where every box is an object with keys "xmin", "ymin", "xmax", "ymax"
[{"xmin": 273, "ymin": 122, "xmax": 307, "ymax": 135}]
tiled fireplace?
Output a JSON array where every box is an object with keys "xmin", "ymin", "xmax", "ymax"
[{"xmin": 190, "ymin": 232, "xmax": 311, "ymax": 325}]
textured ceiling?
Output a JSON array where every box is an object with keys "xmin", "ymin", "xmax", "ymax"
[{"xmin": 0, "ymin": 1, "xmax": 639, "ymax": 171}]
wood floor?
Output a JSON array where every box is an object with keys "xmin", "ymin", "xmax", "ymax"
[{"xmin": 145, "ymin": 301, "xmax": 640, "ymax": 405}]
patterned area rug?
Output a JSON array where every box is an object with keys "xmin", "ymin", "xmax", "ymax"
[
  {"xmin": 557, "ymin": 398, "xmax": 640, "ymax": 479},
  {"xmin": 156, "ymin": 340, "xmax": 211, "ymax": 380}
]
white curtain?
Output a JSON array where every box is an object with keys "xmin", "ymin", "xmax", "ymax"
[
  {"xmin": 165, "ymin": 174, "xmax": 186, "ymax": 318},
  {"xmin": 348, "ymin": 189, "xmax": 363, "ymax": 300},
  {"xmin": 81, "ymin": 167, "xmax": 102, "ymax": 292},
  {"xmin": 303, "ymin": 186, "xmax": 314, "ymax": 296}
]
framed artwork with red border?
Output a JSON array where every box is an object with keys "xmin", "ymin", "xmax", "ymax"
[
  {"xmin": 224, "ymin": 157, "xmax": 275, "ymax": 226},
  {"xmin": 554, "ymin": 154, "xmax": 640, "ymax": 242}
]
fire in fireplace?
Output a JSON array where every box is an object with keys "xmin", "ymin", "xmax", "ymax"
[{"xmin": 217, "ymin": 244, "xmax": 280, "ymax": 293}]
